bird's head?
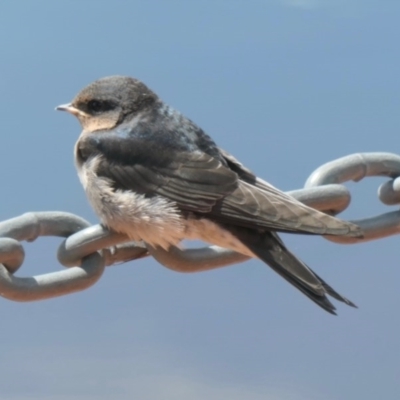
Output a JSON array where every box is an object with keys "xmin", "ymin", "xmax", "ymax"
[{"xmin": 56, "ymin": 75, "xmax": 158, "ymax": 132}]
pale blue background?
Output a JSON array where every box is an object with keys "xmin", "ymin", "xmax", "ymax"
[{"xmin": 1, "ymin": 1, "xmax": 399, "ymax": 399}]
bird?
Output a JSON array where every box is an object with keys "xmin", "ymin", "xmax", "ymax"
[{"xmin": 56, "ymin": 75, "xmax": 362, "ymax": 315}]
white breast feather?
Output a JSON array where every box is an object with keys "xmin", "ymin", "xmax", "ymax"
[{"xmin": 76, "ymin": 155, "xmax": 185, "ymax": 249}]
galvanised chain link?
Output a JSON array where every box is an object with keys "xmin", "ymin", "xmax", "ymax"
[{"xmin": 1, "ymin": 152, "xmax": 400, "ymax": 302}]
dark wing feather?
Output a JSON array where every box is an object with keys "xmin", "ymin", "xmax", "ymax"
[{"xmin": 103, "ymin": 156, "xmax": 238, "ymax": 212}]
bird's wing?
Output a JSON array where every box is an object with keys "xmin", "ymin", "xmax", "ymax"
[
  {"xmin": 78, "ymin": 133, "xmax": 360, "ymax": 236},
  {"xmin": 219, "ymin": 149, "xmax": 361, "ymax": 236},
  {"xmin": 215, "ymin": 179, "xmax": 360, "ymax": 235},
  {"xmin": 108, "ymin": 152, "xmax": 239, "ymax": 212}
]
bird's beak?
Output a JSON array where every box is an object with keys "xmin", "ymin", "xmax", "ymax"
[{"xmin": 56, "ymin": 103, "xmax": 83, "ymax": 117}]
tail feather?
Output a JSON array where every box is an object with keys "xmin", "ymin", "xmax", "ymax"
[
  {"xmin": 230, "ymin": 227, "xmax": 356, "ymax": 314},
  {"xmin": 313, "ymin": 272, "xmax": 357, "ymax": 308}
]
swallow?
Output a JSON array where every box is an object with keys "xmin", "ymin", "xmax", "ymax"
[{"xmin": 56, "ymin": 75, "xmax": 362, "ymax": 314}]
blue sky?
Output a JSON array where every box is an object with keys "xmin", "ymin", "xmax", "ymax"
[{"xmin": 1, "ymin": 1, "xmax": 400, "ymax": 399}]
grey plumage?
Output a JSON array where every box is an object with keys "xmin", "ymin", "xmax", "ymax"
[{"xmin": 57, "ymin": 75, "xmax": 362, "ymax": 314}]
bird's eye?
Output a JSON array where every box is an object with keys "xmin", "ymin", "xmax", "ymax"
[
  {"xmin": 87, "ymin": 100, "xmax": 104, "ymax": 113},
  {"xmin": 83, "ymin": 99, "xmax": 116, "ymax": 115}
]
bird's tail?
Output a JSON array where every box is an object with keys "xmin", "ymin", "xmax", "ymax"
[{"xmin": 231, "ymin": 228, "xmax": 356, "ymax": 315}]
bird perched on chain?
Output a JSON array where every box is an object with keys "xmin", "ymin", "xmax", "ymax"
[{"xmin": 57, "ymin": 75, "xmax": 362, "ymax": 314}]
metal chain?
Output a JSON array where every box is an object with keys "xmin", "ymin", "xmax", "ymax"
[{"xmin": 1, "ymin": 152, "xmax": 400, "ymax": 302}]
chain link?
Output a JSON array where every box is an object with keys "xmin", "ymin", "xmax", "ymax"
[
  {"xmin": 0, "ymin": 212, "xmax": 147, "ymax": 301},
  {"xmin": 304, "ymin": 152, "xmax": 400, "ymax": 244},
  {"xmin": 1, "ymin": 152, "xmax": 400, "ymax": 302}
]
